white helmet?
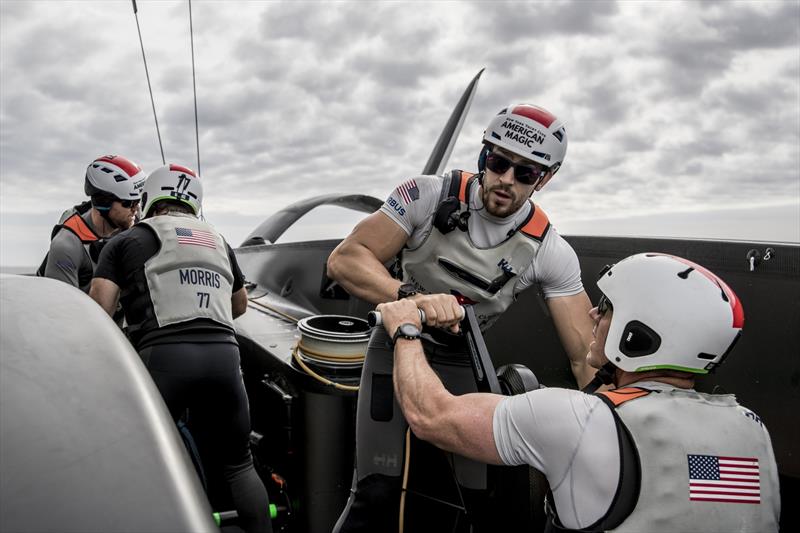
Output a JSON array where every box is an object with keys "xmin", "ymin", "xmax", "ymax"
[
  {"xmin": 84, "ymin": 155, "xmax": 146, "ymax": 201},
  {"xmin": 597, "ymin": 253, "xmax": 744, "ymax": 374},
  {"xmin": 141, "ymin": 164, "xmax": 202, "ymax": 218},
  {"xmin": 483, "ymin": 104, "xmax": 568, "ymax": 174}
]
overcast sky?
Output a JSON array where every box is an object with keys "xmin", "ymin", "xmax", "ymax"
[{"xmin": 1, "ymin": 0, "xmax": 798, "ymax": 267}]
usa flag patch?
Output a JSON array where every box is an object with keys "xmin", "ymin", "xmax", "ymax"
[
  {"xmin": 395, "ymin": 179, "xmax": 420, "ymax": 205},
  {"xmin": 688, "ymin": 454, "xmax": 760, "ymax": 504},
  {"xmin": 175, "ymin": 227, "xmax": 216, "ymax": 249}
]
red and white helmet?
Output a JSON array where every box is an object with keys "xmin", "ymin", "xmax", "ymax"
[
  {"xmin": 84, "ymin": 155, "xmax": 146, "ymax": 200},
  {"xmin": 597, "ymin": 253, "xmax": 744, "ymax": 374},
  {"xmin": 141, "ymin": 164, "xmax": 202, "ymax": 218},
  {"xmin": 483, "ymin": 104, "xmax": 568, "ymax": 174}
]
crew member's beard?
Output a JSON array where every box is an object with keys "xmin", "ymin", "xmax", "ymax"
[{"xmin": 482, "ymin": 184, "xmax": 519, "ymax": 217}]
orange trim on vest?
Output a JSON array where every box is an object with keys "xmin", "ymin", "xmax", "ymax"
[
  {"xmin": 457, "ymin": 171, "xmax": 474, "ymax": 202},
  {"xmin": 597, "ymin": 387, "xmax": 652, "ymax": 407},
  {"xmin": 458, "ymin": 170, "xmax": 475, "ymax": 204},
  {"xmin": 62, "ymin": 214, "xmax": 99, "ymax": 243},
  {"xmin": 519, "ymin": 204, "xmax": 550, "ymax": 239}
]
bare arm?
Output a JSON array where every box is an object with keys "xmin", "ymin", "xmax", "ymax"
[
  {"xmin": 89, "ymin": 277, "xmax": 121, "ymax": 317},
  {"xmin": 232, "ymin": 287, "xmax": 248, "ymax": 319},
  {"xmin": 378, "ymin": 299, "xmax": 504, "ymax": 465},
  {"xmin": 327, "ymin": 211, "xmax": 409, "ymax": 304},
  {"xmin": 328, "ymin": 211, "xmax": 463, "ymax": 330},
  {"xmin": 546, "ymin": 291, "xmax": 595, "ymax": 389}
]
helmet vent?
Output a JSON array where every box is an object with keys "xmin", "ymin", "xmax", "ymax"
[
  {"xmin": 113, "ymin": 174, "xmax": 127, "ymax": 182},
  {"xmin": 697, "ymin": 352, "xmax": 716, "ymax": 360},
  {"xmin": 619, "ymin": 320, "xmax": 661, "ymax": 358},
  {"xmin": 553, "ymin": 128, "xmax": 564, "ymax": 142},
  {"xmin": 677, "ymin": 267, "xmax": 693, "ymax": 279}
]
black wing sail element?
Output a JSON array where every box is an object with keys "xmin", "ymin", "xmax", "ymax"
[{"xmin": 422, "ymin": 68, "xmax": 485, "ymax": 176}]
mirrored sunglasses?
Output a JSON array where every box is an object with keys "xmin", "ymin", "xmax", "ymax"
[{"xmin": 485, "ymin": 151, "xmax": 549, "ymax": 185}]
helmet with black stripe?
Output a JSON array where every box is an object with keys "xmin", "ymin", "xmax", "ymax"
[
  {"xmin": 481, "ymin": 104, "xmax": 568, "ymax": 175},
  {"xmin": 85, "ymin": 155, "xmax": 146, "ymax": 203},
  {"xmin": 141, "ymin": 164, "xmax": 202, "ymax": 218}
]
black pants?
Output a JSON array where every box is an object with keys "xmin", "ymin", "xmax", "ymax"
[
  {"xmin": 139, "ymin": 342, "xmax": 272, "ymax": 533},
  {"xmin": 333, "ymin": 328, "xmax": 488, "ymax": 533}
]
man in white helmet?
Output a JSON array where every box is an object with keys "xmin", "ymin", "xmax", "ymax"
[
  {"xmin": 38, "ymin": 155, "xmax": 145, "ymax": 292},
  {"xmin": 89, "ymin": 164, "xmax": 272, "ymax": 533},
  {"xmin": 329, "ymin": 104, "xmax": 595, "ymax": 532},
  {"xmin": 376, "ymin": 253, "xmax": 780, "ymax": 532}
]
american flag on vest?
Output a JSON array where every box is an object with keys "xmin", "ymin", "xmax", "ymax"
[
  {"xmin": 395, "ymin": 179, "xmax": 420, "ymax": 205},
  {"xmin": 687, "ymin": 454, "xmax": 760, "ymax": 504},
  {"xmin": 175, "ymin": 227, "xmax": 216, "ymax": 249}
]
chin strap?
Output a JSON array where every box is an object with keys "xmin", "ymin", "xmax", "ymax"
[
  {"xmin": 581, "ymin": 361, "xmax": 617, "ymax": 394},
  {"xmin": 92, "ymin": 199, "xmax": 121, "ymax": 232}
]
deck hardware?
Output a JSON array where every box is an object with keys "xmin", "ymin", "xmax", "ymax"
[{"xmin": 746, "ymin": 249, "xmax": 761, "ymax": 271}]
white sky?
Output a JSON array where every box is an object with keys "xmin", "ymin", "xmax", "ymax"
[{"xmin": 1, "ymin": 0, "xmax": 799, "ymax": 267}]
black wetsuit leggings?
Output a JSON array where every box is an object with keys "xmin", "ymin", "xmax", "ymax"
[
  {"xmin": 333, "ymin": 328, "xmax": 488, "ymax": 533},
  {"xmin": 139, "ymin": 342, "xmax": 272, "ymax": 533}
]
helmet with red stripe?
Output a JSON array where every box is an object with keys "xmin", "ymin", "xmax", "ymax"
[
  {"xmin": 141, "ymin": 164, "xmax": 202, "ymax": 218},
  {"xmin": 84, "ymin": 155, "xmax": 146, "ymax": 201},
  {"xmin": 597, "ymin": 253, "xmax": 744, "ymax": 374},
  {"xmin": 483, "ymin": 104, "xmax": 568, "ymax": 175}
]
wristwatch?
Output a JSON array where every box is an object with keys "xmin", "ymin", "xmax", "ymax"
[
  {"xmin": 397, "ymin": 282, "xmax": 418, "ymax": 300},
  {"xmin": 392, "ymin": 323, "xmax": 422, "ymax": 344}
]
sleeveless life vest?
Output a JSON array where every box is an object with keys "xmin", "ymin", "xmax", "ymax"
[
  {"xmin": 399, "ymin": 170, "xmax": 550, "ymax": 330},
  {"xmin": 36, "ymin": 202, "xmax": 102, "ymax": 279},
  {"xmin": 136, "ymin": 214, "xmax": 235, "ymax": 331},
  {"xmin": 549, "ymin": 387, "xmax": 780, "ymax": 532}
]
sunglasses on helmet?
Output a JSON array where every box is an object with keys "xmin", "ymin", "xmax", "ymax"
[
  {"xmin": 485, "ymin": 151, "xmax": 550, "ymax": 185},
  {"xmin": 117, "ymin": 199, "xmax": 140, "ymax": 209}
]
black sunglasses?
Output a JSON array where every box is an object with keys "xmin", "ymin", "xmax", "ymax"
[
  {"xmin": 485, "ymin": 151, "xmax": 549, "ymax": 185},
  {"xmin": 597, "ymin": 295, "xmax": 612, "ymax": 316},
  {"xmin": 117, "ymin": 199, "xmax": 140, "ymax": 209}
]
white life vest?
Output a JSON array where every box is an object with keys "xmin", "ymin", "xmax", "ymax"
[
  {"xmin": 140, "ymin": 214, "xmax": 235, "ymax": 330},
  {"xmin": 400, "ymin": 171, "xmax": 550, "ymax": 329},
  {"xmin": 595, "ymin": 387, "xmax": 780, "ymax": 533}
]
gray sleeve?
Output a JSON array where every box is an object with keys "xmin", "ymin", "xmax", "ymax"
[
  {"xmin": 379, "ymin": 175, "xmax": 442, "ymax": 236},
  {"xmin": 493, "ymin": 388, "xmax": 620, "ymax": 529},
  {"xmin": 43, "ymin": 230, "xmax": 89, "ymax": 291},
  {"xmin": 531, "ymin": 227, "xmax": 584, "ymax": 299}
]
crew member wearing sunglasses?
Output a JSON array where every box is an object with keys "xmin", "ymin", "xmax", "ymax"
[
  {"xmin": 38, "ymin": 155, "xmax": 146, "ymax": 294},
  {"xmin": 329, "ymin": 103, "xmax": 597, "ymax": 532}
]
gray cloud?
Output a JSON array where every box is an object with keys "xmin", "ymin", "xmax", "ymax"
[
  {"xmin": 1, "ymin": 0, "xmax": 798, "ymax": 267},
  {"xmin": 483, "ymin": 0, "xmax": 619, "ymax": 40}
]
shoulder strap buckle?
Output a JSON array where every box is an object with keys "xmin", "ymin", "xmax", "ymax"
[{"xmin": 433, "ymin": 170, "xmax": 475, "ymax": 234}]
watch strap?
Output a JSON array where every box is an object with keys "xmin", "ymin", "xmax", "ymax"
[
  {"xmin": 392, "ymin": 323, "xmax": 422, "ymax": 345},
  {"xmin": 397, "ymin": 283, "xmax": 418, "ymax": 300}
]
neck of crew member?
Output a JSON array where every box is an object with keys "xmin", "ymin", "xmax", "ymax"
[{"xmin": 615, "ymin": 368, "xmax": 695, "ymax": 389}]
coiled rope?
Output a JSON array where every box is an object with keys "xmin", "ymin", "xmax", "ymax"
[{"xmin": 248, "ymin": 298, "xmax": 361, "ymax": 392}]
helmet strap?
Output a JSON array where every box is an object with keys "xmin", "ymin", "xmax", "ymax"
[
  {"xmin": 581, "ymin": 361, "xmax": 618, "ymax": 394},
  {"xmin": 91, "ymin": 198, "xmax": 121, "ymax": 233}
]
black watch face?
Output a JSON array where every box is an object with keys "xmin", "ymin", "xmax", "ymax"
[{"xmin": 398, "ymin": 283, "xmax": 418, "ymax": 299}]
